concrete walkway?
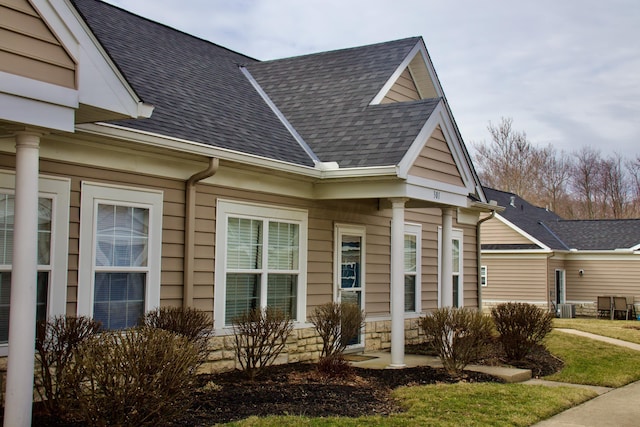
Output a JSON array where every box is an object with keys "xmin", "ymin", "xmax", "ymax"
[
  {"xmin": 555, "ymin": 328, "xmax": 640, "ymax": 351},
  {"xmin": 352, "ymin": 328, "xmax": 640, "ymax": 426},
  {"xmin": 532, "ymin": 380, "xmax": 640, "ymax": 426},
  {"xmin": 530, "ymin": 328, "xmax": 640, "ymax": 426}
]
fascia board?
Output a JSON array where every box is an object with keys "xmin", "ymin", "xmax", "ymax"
[
  {"xmin": 77, "ymin": 123, "xmax": 406, "ymax": 181},
  {"xmin": 494, "ymin": 214, "xmax": 552, "ymax": 251},
  {"xmin": 35, "ymin": 0, "xmax": 152, "ymax": 118},
  {"xmin": 631, "ymin": 243, "xmax": 640, "ymax": 251},
  {"xmin": 481, "ymin": 251, "xmax": 553, "ymax": 257},
  {"xmin": 0, "ymin": 92, "xmax": 75, "ymax": 132},
  {"xmin": 0, "ymin": 72, "xmax": 78, "ymax": 108}
]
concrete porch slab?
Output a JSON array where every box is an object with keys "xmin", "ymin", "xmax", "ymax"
[{"xmin": 349, "ymin": 351, "xmax": 532, "ymax": 383}]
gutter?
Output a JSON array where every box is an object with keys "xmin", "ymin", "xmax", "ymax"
[
  {"xmin": 184, "ymin": 158, "xmax": 219, "ymax": 307},
  {"xmin": 476, "ymin": 210, "xmax": 495, "ymax": 310}
]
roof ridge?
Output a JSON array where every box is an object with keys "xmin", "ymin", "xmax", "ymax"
[
  {"xmin": 257, "ymin": 36, "xmax": 422, "ymax": 64},
  {"xmin": 72, "ymin": 0, "xmax": 258, "ymax": 62}
]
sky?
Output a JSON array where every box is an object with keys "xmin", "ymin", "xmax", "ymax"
[{"xmin": 103, "ymin": 0, "xmax": 640, "ymax": 160}]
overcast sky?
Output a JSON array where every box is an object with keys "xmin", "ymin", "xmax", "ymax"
[{"xmin": 104, "ymin": 0, "xmax": 640, "ymax": 160}]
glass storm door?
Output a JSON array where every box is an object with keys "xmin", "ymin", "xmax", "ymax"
[{"xmin": 338, "ymin": 230, "xmax": 364, "ymax": 346}]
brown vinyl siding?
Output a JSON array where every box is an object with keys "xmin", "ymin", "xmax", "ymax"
[
  {"xmin": 382, "ymin": 68, "xmax": 421, "ymax": 103},
  {"xmin": 481, "ymin": 215, "xmax": 534, "ymax": 245},
  {"xmin": 462, "ymin": 223, "xmax": 478, "ymax": 307},
  {"xmin": 481, "ymin": 255, "xmax": 548, "ymax": 302},
  {"xmin": 409, "ymin": 127, "xmax": 465, "ymax": 187},
  {"xmin": 0, "ymin": 0, "xmax": 75, "ymax": 88},
  {"xmin": 565, "ymin": 257, "xmax": 640, "ymax": 303}
]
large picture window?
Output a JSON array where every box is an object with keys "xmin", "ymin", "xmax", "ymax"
[
  {"xmin": 0, "ymin": 172, "xmax": 70, "ymax": 353},
  {"xmin": 215, "ymin": 200, "xmax": 307, "ymax": 329},
  {"xmin": 78, "ymin": 183, "xmax": 162, "ymax": 330}
]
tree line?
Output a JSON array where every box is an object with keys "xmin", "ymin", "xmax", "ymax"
[{"xmin": 473, "ymin": 117, "xmax": 640, "ymax": 219}]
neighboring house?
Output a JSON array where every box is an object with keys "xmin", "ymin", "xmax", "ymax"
[
  {"xmin": 1, "ymin": 0, "xmax": 495, "ymax": 421},
  {"xmin": 480, "ymin": 187, "xmax": 640, "ymax": 316}
]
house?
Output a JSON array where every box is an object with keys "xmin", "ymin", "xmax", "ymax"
[
  {"xmin": 480, "ymin": 187, "xmax": 640, "ymax": 317},
  {"xmin": 1, "ymin": 0, "xmax": 494, "ymax": 422}
]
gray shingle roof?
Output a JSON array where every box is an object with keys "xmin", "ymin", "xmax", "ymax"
[
  {"xmin": 72, "ymin": 0, "xmax": 442, "ymax": 169},
  {"xmin": 483, "ymin": 187, "xmax": 640, "ymax": 251},
  {"xmin": 247, "ymin": 39, "xmax": 441, "ymax": 167},
  {"xmin": 549, "ymin": 220, "xmax": 640, "ymax": 250},
  {"xmin": 72, "ymin": 0, "xmax": 315, "ymax": 167},
  {"xmin": 482, "ymin": 187, "xmax": 566, "ymax": 250}
]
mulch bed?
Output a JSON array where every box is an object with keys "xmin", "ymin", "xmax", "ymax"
[{"xmin": 24, "ymin": 340, "xmax": 562, "ymax": 426}]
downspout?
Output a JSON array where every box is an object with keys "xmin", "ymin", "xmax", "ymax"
[
  {"xmin": 476, "ymin": 211, "xmax": 495, "ymax": 311},
  {"xmin": 184, "ymin": 158, "xmax": 219, "ymax": 308}
]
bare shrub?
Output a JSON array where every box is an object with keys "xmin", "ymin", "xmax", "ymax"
[
  {"xmin": 309, "ymin": 302, "xmax": 365, "ymax": 358},
  {"xmin": 142, "ymin": 306, "xmax": 212, "ymax": 365},
  {"xmin": 67, "ymin": 327, "xmax": 200, "ymax": 426},
  {"xmin": 492, "ymin": 302, "xmax": 553, "ymax": 360},
  {"xmin": 420, "ymin": 307, "xmax": 493, "ymax": 375},
  {"xmin": 34, "ymin": 315, "xmax": 101, "ymax": 417},
  {"xmin": 315, "ymin": 354, "xmax": 354, "ymax": 379},
  {"xmin": 232, "ymin": 307, "xmax": 294, "ymax": 380}
]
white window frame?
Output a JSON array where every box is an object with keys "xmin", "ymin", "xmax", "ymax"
[
  {"xmin": 437, "ymin": 227, "xmax": 464, "ymax": 308},
  {"xmin": 481, "ymin": 265, "xmax": 488, "ymax": 287},
  {"xmin": 214, "ymin": 199, "xmax": 308, "ymax": 331},
  {"xmin": 77, "ymin": 182, "xmax": 163, "ymax": 322},
  {"xmin": 0, "ymin": 171, "xmax": 70, "ymax": 355},
  {"xmin": 404, "ymin": 223, "xmax": 422, "ymax": 314}
]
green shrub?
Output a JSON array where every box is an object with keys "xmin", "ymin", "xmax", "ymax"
[
  {"xmin": 34, "ymin": 315, "xmax": 101, "ymax": 418},
  {"xmin": 232, "ymin": 307, "xmax": 294, "ymax": 380},
  {"xmin": 309, "ymin": 302, "xmax": 365, "ymax": 358},
  {"xmin": 142, "ymin": 306, "xmax": 212, "ymax": 365},
  {"xmin": 420, "ymin": 307, "xmax": 493, "ymax": 375},
  {"xmin": 492, "ymin": 302, "xmax": 553, "ymax": 360},
  {"xmin": 67, "ymin": 327, "xmax": 200, "ymax": 426}
]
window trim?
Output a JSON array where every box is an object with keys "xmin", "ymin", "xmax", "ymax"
[
  {"xmin": 214, "ymin": 199, "xmax": 308, "ymax": 331},
  {"xmin": 481, "ymin": 265, "xmax": 488, "ymax": 287},
  {"xmin": 437, "ymin": 227, "xmax": 464, "ymax": 308},
  {"xmin": 0, "ymin": 171, "xmax": 70, "ymax": 354},
  {"xmin": 404, "ymin": 223, "xmax": 422, "ymax": 314},
  {"xmin": 77, "ymin": 182, "xmax": 163, "ymax": 321}
]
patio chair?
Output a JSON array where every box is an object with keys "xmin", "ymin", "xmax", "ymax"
[
  {"xmin": 612, "ymin": 297, "xmax": 629, "ymax": 320},
  {"xmin": 597, "ymin": 296, "xmax": 611, "ymax": 319}
]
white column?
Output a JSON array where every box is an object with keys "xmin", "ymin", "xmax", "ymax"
[
  {"xmin": 389, "ymin": 198, "xmax": 407, "ymax": 368},
  {"xmin": 4, "ymin": 131, "xmax": 41, "ymax": 427},
  {"xmin": 441, "ymin": 207, "xmax": 454, "ymax": 307}
]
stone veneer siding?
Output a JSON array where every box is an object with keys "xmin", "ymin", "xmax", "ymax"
[{"xmin": 202, "ymin": 318, "xmax": 426, "ymax": 373}]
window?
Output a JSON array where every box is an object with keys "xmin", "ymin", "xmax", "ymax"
[
  {"xmin": 78, "ymin": 183, "xmax": 162, "ymax": 330},
  {"xmin": 404, "ymin": 223, "xmax": 421, "ymax": 313},
  {"xmin": 438, "ymin": 228, "xmax": 464, "ymax": 308},
  {"xmin": 215, "ymin": 200, "xmax": 307, "ymax": 329},
  {"xmin": 0, "ymin": 172, "xmax": 70, "ymax": 352},
  {"xmin": 480, "ymin": 265, "xmax": 487, "ymax": 287}
]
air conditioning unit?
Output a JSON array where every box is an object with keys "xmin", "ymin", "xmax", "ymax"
[{"xmin": 559, "ymin": 303, "xmax": 575, "ymax": 319}]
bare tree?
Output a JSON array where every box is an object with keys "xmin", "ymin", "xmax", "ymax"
[
  {"xmin": 600, "ymin": 153, "xmax": 630, "ymax": 218},
  {"xmin": 570, "ymin": 146, "xmax": 601, "ymax": 219},
  {"xmin": 473, "ymin": 117, "xmax": 546, "ymax": 204},
  {"xmin": 539, "ymin": 146, "xmax": 570, "ymax": 214}
]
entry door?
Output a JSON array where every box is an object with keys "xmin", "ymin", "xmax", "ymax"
[
  {"xmin": 555, "ymin": 270, "xmax": 566, "ymax": 306},
  {"xmin": 335, "ymin": 225, "xmax": 365, "ymax": 346}
]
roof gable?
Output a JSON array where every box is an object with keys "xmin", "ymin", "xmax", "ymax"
[
  {"xmin": 408, "ymin": 125, "xmax": 464, "ymax": 187},
  {"xmin": 247, "ymin": 37, "xmax": 445, "ymax": 168}
]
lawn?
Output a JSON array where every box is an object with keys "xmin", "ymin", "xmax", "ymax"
[
  {"xmin": 227, "ymin": 383, "xmax": 595, "ymax": 427},
  {"xmin": 554, "ymin": 318, "xmax": 640, "ymax": 344},
  {"xmin": 544, "ymin": 329, "xmax": 640, "ymax": 387}
]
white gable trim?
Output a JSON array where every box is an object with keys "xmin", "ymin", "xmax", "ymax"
[
  {"xmin": 493, "ymin": 214, "xmax": 551, "ymax": 251},
  {"xmin": 370, "ymin": 40, "xmax": 444, "ymax": 105},
  {"xmin": 31, "ymin": 0, "xmax": 152, "ymax": 119}
]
